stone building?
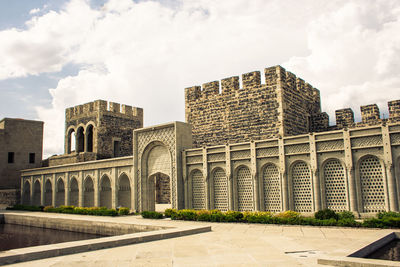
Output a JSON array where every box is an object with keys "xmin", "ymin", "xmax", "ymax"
[
  {"xmin": 0, "ymin": 118, "xmax": 43, "ymax": 205},
  {"xmin": 20, "ymin": 65, "xmax": 400, "ymax": 216}
]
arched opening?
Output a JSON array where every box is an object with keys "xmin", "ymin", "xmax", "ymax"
[
  {"xmin": 291, "ymin": 161, "xmax": 312, "ymax": 212},
  {"xmin": 67, "ymin": 128, "xmax": 76, "ymax": 154},
  {"xmin": 55, "ymin": 178, "xmax": 65, "ymax": 207},
  {"xmin": 263, "ymin": 164, "xmax": 281, "ymax": 212},
  {"xmin": 118, "ymin": 174, "xmax": 131, "ymax": 209},
  {"xmin": 86, "ymin": 124, "xmax": 94, "ymax": 152},
  {"xmin": 190, "ymin": 169, "xmax": 205, "ymax": 210},
  {"xmin": 44, "ymin": 180, "xmax": 52, "ymax": 206},
  {"xmin": 142, "ymin": 143, "xmax": 172, "ymax": 211},
  {"xmin": 359, "ymin": 156, "xmax": 385, "ymax": 212},
  {"xmin": 148, "ymin": 172, "xmax": 171, "ymax": 212},
  {"xmin": 236, "ymin": 166, "xmax": 253, "ymax": 212},
  {"xmin": 33, "ymin": 180, "xmax": 41, "ymax": 206},
  {"xmin": 69, "ymin": 178, "xmax": 79, "ymax": 207},
  {"xmin": 211, "ymin": 168, "xmax": 228, "ymax": 211},
  {"xmin": 83, "ymin": 176, "xmax": 94, "ymax": 207},
  {"xmin": 323, "ymin": 159, "xmax": 347, "ymax": 211},
  {"xmin": 22, "ymin": 180, "xmax": 31, "ymax": 205},
  {"xmin": 76, "ymin": 127, "xmax": 85, "ymax": 153},
  {"xmin": 100, "ymin": 175, "xmax": 112, "ymax": 209}
]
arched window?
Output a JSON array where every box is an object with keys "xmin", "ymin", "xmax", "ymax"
[
  {"xmin": 212, "ymin": 168, "xmax": 228, "ymax": 211},
  {"xmin": 76, "ymin": 127, "xmax": 85, "ymax": 153},
  {"xmin": 323, "ymin": 160, "xmax": 347, "ymax": 211},
  {"xmin": 236, "ymin": 166, "xmax": 253, "ymax": 212},
  {"xmin": 86, "ymin": 124, "xmax": 94, "ymax": 152},
  {"xmin": 263, "ymin": 164, "xmax": 281, "ymax": 212},
  {"xmin": 291, "ymin": 162, "xmax": 312, "ymax": 212},
  {"xmin": 191, "ymin": 170, "xmax": 205, "ymax": 210},
  {"xmin": 359, "ymin": 156, "xmax": 385, "ymax": 212}
]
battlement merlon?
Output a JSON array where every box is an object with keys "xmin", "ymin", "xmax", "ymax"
[{"xmin": 65, "ymin": 100, "xmax": 143, "ymax": 121}]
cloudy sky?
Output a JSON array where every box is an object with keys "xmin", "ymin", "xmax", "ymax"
[{"xmin": 1, "ymin": 0, "xmax": 400, "ymax": 158}]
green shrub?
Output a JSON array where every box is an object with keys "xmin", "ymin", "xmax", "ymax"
[
  {"xmin": 209, "ymin": 210, "xmax": 225, "ymax": 222},
  {"xmin": 275, "ymin": 210, "xmax": 300, "ymax": 219},
  {"xmin": 315, "ymin": 209, "xmax": 338, "ymax": 220},
  {"xmin": 175, "ymin": 209, "xmax": 198, "ymax": 221},
  {"xmin": 338, "ymin": 211, "xmax": 355, "ymax": 220},
  {"xmin": 337, "ymin": 218, "xmax": 361, "ymax": 227},
  {"xmin": 377, "ymin": 211, "xmax": 400, "ymax": 219},
  {"xmin": 197, "ymin": 210, "xmax": 211, "ymax": 221},
  {"xmin": 141, "ymin": 211, "xmax": 164, "ymax": 219},
  {"xmin": 362, "ymin": 218, "xmax": 385, "ymax": 228},
  {"xmin": 164, "ymin": 208, "xmax": 177, "ymax": 218},
  {"xmin": 118, "ymin": 207, "xmax": 130, "ymax": 215},
  {"xmin": 6, "ymin": 204, "xmax": 42, "ymax": 211},
  {"xmin": 225, "ymin": 210, "xmax": 243, "ymax": 221}
]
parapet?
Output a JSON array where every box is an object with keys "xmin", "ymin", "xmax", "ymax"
[
  {"xmin": 335, "ymin": 108, "xmax": 354, "ymax": 128},
  {"xmin": 361, "ymin": 104, "xmax": 380, "ymax": 124},
  {"xmin": 65, "ymin": 100, "xmax": 143, "ymax": 121},
  {"xmin": 185, "ymin": 65, "xmax": 319, "ymax": 101},
  {"xmin": 389, "ymin": 100, "xmax": 400, "ymax": 120}
]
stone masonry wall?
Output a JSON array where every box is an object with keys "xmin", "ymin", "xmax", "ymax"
[
  {"xmin": 63, "ymin": 100, "xmax": 143, "ymax": 161},
  {"xmin": 185, "ymin": 65, "xmax": 327, "ymax": 147}
]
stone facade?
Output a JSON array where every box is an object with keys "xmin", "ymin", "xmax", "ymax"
[
  {"xmin": 0, "ymin": 118, "xmax": 43, "ymax": 190},
  {"xmin": 185, "ymin": 65, "xmax": 328, "ymax": 147},
  {"xmin": 183, "ymin": 124, "xmax": 400, "ymax": 214},
  {"xmin": 47, "ymin": 100, "xmax": 143, "ymax": 166},
  {"xmin": 19, "ymin": 65, "xmax": 400, "ymax": 215}
]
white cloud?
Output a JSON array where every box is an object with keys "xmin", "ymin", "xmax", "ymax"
[
  {"xmin": 1, "ymin": 0, "xmax": 400, "ymax": 157},
  {"xmin": 29, "ymin": 8, "xmax": 40, "ymax": 15}
]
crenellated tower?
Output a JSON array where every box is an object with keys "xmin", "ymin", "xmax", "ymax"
[
  {"xmin": 185, "ymin": 65, "xmax": 329, "ymax": 147},
  {"xmin": 48, "ymin": 100, "xmax": 143, "ymax": 166}
]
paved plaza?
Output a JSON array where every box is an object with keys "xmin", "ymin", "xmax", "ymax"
[{"xmin": 1, "ymin": 211, "xmax": 397, "ymax": 266}]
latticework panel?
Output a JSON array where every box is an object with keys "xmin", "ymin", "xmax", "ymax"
[
  {"xmin": 191, "ymin": 170, "xmax": 205, "ymax": 210},
  {"xmin": 213, "ymin": 169, "xmax": 228, "ymax": 211},
  {"xmin": 257, "ymin": 147, "xmax": 279, "ymax": 157},
  {"xmin": 316, "ymin": 140, "xmax": 344, "ymax": 151},
  {"xmin": 236, "ymin": 167, "xmax": 254, "ymax": 211},
  {"xmin": 208, "ymin": 153, "xmax": 225, "ymax": 162},
  {"xmin": 263, "ymin": 164, "xmax": 281, "ymax": 212},
  {"xmin": 391, "ymin": 133, "xmax": 400, "ymax": 145},
  {"xmin": 359, "ymin": 157, "xmax": 386, "ymax": 212},
  {"xmin": 323, "ymin": 160, "xmax": 347, "ymax": 211},
  {"xmin": 351, "ymin": 136, "xmax": 383, "ymax": 147},
  {"xmin": 285, "ymin": 144, "xmax": 310, "ymax": 154},
  {"xmin": 231, "ymin": 150, "xmax": 251, "ymax": 160},
  {"xmin": 291, "ymin": 162, "xmax": 312, "ymax": 212},
  {"xmin": 187, "ymin": 156, "xmax": 203, "ymax": 164}
]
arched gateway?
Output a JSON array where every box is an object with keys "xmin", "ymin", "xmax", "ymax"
[{"xmin": 134, "ymin": 122, "xmax": 192, "ymax": 212}]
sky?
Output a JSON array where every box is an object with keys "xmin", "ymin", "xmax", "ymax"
[{"xmin": 0, "ymin": 0, "xmax": 400, "ymax": 158}]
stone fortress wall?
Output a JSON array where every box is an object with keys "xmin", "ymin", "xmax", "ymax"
[
  {"xmin": 47, "ymin": 100, "xmax": 143, "ymax": 167},
  {"xmin": 185, "ymin": 66, "xmax": 328, "ymax": 148},
  {"xmin": 19, "ymin": 64, "xmax": 400, "ymax": 215},
  {"xmin": 183, "ymin": 124, "xmax": 400, "ymax": 214}
]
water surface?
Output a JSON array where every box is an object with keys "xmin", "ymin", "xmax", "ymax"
[
  {"xmin": 0, "ymin": 223, "xmax": 104, "ymax": 252},
  {"xmin": 366, "ymin": 239, "xmax": 400, "ymax": 261}
]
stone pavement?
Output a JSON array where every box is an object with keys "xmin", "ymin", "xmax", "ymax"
[{"xmin": 2, "ymin": 211, "xmax": 395, "ymax": 267}]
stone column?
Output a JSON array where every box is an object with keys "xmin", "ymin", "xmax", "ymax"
[
  {"xmin": 30, "ymin": 176, "xmax": 34, "ymax": 205},
  {"xmin": 78, "ymin": 171, "xmax": 83, "ymax": 207},
  {"xmin": 309, "ymin": 134, "xmax": 320, "ymax": 212},
  {"xmin": 250, "ymin": 142, "xmax": 259, "ymax": 211},
  {"xmin": 202, "ymin": 147, "xmax": 209, "ymax": 210},
  {"xmin": 344, "ymin": 129, "xmax": 357, "ymax": 212},
  {"xmin": 382, "ymin": 125, "xmax": 398, "ymax": 211},
  {"xmin": 94, "ymin": 169, "xmax": 100, "ymax": 207},
  {"xmin": 40, "ymin": 175, "xmax": 45, "ymax": 206},
  {"xmin": 278, "ymin": 137, "xmax": 288, "ymax": 211},
  {"xmin": 112, "ymin": 167, "xmax": 117, "ymax": 209},
  {"xmin": 51, "ymin": 174, "xmax": 56, "ymax": 207},
  {"xmin": 226, "ymin": 144, "xmax": 234, "ymax": 211},
  {"xmin": 65, "ymin": 172, "xmax": 70, "ymax": 206}
]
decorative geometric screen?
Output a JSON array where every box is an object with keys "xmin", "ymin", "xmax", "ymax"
[
  {"xmin": 324, "ymin": 160, "xmax": 347, "ymax": 211},
  {"xmin": 263, "ymin": 164, "xmax": 281, "ymax": 212},
  {"xmin": 192, "ymin": 170, "xmax": 205, "ymax": 210},
  {"xmin": 213, "ymin": 168, "xmax": 228, "ymax": 211},
  {"xmin": 236, "ymin": 167, "xmax": 253, "ymax": 211},
  {"xmin": 292, "ymin": 162, "xmax": 312, "ymax": 212},
  {"xmin": 359, "ymin": 156, "xmax": 385, "ymax": 212}
]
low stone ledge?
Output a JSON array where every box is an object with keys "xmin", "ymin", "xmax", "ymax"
[{"xmin": 0, "ymin": 214, "xmax": 211, "ymax": 265}]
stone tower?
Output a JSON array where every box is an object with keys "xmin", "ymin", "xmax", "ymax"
[{"xmin": 48, "ymin": 100, "xmax": 143, "ymax": 166}]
